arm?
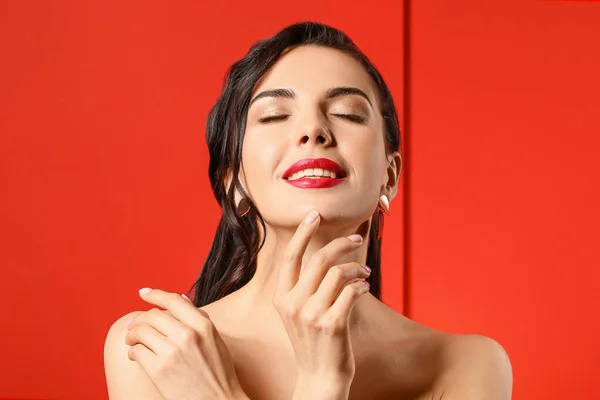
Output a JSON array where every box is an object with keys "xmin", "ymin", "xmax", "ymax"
[
  {"xmin": 104, "ymin": 311, "xmax": 166, "ymax": 400},
  {"xmin": 439, "ymin": 334, "xmax": 513, "ymax": 400}
]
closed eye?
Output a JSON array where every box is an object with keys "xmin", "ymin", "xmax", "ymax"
[
  {"xmin": 258, "ymin": 115, "xmax": 290, "ymax": 124},
  {"xmin": 258, "ymin": 114, "xmax": 366, "ymax": 124},
  {"xmin": 331, "ymin": 114, "xmax": 366, "ymax": 124}
]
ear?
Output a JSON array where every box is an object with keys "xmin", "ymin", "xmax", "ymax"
[{"xmin": 383, "ymin": 151, "xmax": 402, "ymax": 201}]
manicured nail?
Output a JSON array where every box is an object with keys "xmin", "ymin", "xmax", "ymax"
[
  {"xmin": 348, "ymin": 234, "xmax": 363, "ymax": 243},
  {"xmin": 138, "ymin": 288, "xmax": 152, "ymax": 295},
  {"xmin": 125, "ymin": 318, "xmax": 133, "ymax": 328},
  {"xmin": 359, "ymin": 280, "xmax": 370, "ymax": 294},
  {"xmin": 304, "ymin": 210, "xmax": 319, "ymax": 224},
  {"xmin": 181, "ymin": 294, "xmax": 192, "ymax": 303},
  {"xmin": 363, "ymin": 265, "xmax": 371, "ymax": 273}
]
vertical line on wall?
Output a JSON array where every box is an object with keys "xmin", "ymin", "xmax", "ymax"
[{"xmin": 402, "ymin": 0, "xmax": 412, "ymax": 318}]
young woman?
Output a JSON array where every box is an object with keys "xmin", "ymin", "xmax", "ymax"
[{"xmin": 104, "ymin": 22, "xmax": 512, "ymax": 400}]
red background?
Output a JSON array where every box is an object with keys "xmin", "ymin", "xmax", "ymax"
[{"xmin": 0, "ymin": 1, "xmax": 598, "ymax": 399}]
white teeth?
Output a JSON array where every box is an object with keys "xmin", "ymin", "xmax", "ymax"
[{"xmin": 286, "ymin": 168, "xmax": 341, "ymax": 181}]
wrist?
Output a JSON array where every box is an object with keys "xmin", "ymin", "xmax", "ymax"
[{"xmin": 293, "ymin": 375, "xmax": 352, "ymax": 400}]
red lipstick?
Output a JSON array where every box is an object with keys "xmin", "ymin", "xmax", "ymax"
[{"xmin": 282, "ymin": 158, "xmax": 347, "ymax": 189}]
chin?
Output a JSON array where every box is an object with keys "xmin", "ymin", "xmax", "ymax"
[{"xmin": 300, "ymin": 207, "xmax": 363, "ymax": 223}]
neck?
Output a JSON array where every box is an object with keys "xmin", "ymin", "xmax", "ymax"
[{"xmin": 235, "ymin": 222, "xmax": 376, "ymax": 328}]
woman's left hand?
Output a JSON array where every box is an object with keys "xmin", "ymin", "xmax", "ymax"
[{"xmin": 125, "ymin": 288, "xmax": 248, "ymax": 400}]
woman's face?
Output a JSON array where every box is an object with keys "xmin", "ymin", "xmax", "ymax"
[{"xmin": 240, "ymin": 45, "xmax": 398, "ymax": 229}]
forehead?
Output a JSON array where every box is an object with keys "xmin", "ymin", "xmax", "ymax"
[{"xmin": 253, "ymin": 45, "xmax": 378, "ymax": 100}]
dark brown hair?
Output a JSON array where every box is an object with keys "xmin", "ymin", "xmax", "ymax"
[{"xmin": 186, "ymin": 21, "xmax": 401, "ymax": 306}]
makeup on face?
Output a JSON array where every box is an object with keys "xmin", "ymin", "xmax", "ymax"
[
  {"xmin": 282, "ymin": 157, "xmax": 347, "ymax": 189},
  {"xmin": 248, "ymin": 86, "xmax": 373, "ymax": 125}
]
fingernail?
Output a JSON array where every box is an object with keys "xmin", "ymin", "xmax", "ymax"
[
  {"xmin": 304, "ymin": 210, "xmax": 319, "ymax": 224},
  {"xmin": 138, "ymin": 288, "xmax": 152, "ymax": 295},
  {"xmin": 359, "ymin": 281, "xmax": 371, "ymax": 294},
  {"xmin": 125, "ymin": 318, "xmax": 133, "ymax": 328},
  {"xmin": 181, "ymin": 294, "xmax": 192, "ymax": 303},
  {"xmin": 348, "ymin": 234, "xmax": 363, "ymax": 243},
  {"xmin": 363, "ymin": 265, "xmax": 371, "ymax": 273}
]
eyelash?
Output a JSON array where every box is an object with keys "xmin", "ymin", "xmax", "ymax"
[
  {"xmin": 258, "ymin": 115, "xmax": 289, "ymax": 123},
  {"xmin": 332, "ymin": 113, "xmax": 366, "ymax": 123},
  {"xmin": 258, "ymin": 114, "xmax": 366, "ymax": 124}
]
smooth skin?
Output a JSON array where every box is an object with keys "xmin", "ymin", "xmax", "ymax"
[
  {"xmin": 273, "ymin": 211, "xmax": 371, "ymax": 400},
  {"xmin": 123, "ymin": 290, "xmax": 246, "ymax": 400},
  {"xmin": 104, "ymin": 45, "xmax": 513, "ymax": 400}
]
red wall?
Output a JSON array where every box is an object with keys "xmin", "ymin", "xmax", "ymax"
[
  {"xmin": 1, "ymin": 1, "xmax": 598, "ymax": 399},
  {"xmin": 0, "ymin": 1, "xmax": 403, "ymax": 399},
  {"xmin": 406, "ymin": 1, "xmax": 600, "ymax": 399}
]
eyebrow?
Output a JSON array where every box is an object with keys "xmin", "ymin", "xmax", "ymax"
[
  {"xmin": 249, "ymin": 88, "xmax": 295, "ymax": 106},
  {"xmin": 249, "ymin": 86, "xmax": 373, "ymax": 107}
]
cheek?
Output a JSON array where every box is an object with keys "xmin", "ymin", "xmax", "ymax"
[
  {"xmin": 346, "ymin": 129, "xmax": 386, "ymax": 166},
  {"xmin": 241, "ymin": 135, "xmax": 283, "ymax": 192},
  {"xmin": 344, "ymin": 131, "xmax": 389, "ymax": 194}
]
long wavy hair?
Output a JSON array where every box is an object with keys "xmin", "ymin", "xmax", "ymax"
[{"xmin": 186, "ymin": 21, "xmax": 401, "ymax": 307}]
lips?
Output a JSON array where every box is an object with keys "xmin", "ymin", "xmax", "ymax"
[
  {"xmin": 282, "ymin": 158, "xmax": 347, "ymax": 189},
  {"xmin": 282, "ymin": 158, "xmax": 346, "ymax": 180}
]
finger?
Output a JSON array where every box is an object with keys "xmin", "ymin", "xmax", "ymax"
[
  {"xmin": 138, "ymin": 288, "xmax": 209, "ymax": 330},
  {"xmin": 126, "ymin": 308, "xmax": 186, "ymax": 338},
  {"xmin": 293, "ymin": 234, "xmax": 364, "ymax": 296},
  {"xmin": 127, "ymin": 343, "xmax": 155, "ymax": 366},
  {"xmin": 125, "ymin": 324, "xmax": 171, "ymax": 355},
  {"xmin": 274, "ymin": 210, "xmax": 320, "ymax": 300},
  {"xmin": 310, "ymin": 262, "xmax": 371, "ymax": 309},
  {"xmin": 327, "ymin": 279, "xmax": 370, "ymax": 318},
  {"xmin": 127, "ymin": 343, "xmax": 163, "ymax": 382}
]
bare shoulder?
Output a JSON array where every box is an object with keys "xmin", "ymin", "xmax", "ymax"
[
  {"xmin": 363, "ymin": 302, "xmax": 512, "ymax": 400},
  {"xmin": 432, "ymin": 333, "xmax": 513, "ymax": 400},
  {"xmin": 103, "ymin": 311, "xmax": 165, "ymax": 400}
]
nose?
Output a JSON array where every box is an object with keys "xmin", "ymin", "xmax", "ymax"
[
  {"xmin": 295, "ymin": 114, "xmax": 334, "ymax": 147},
  {"xmin": 296, "ymin": 124, "xmax": 334, "ymax": 147}
]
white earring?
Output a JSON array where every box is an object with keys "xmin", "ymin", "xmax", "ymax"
[{"xmin": 378, "ymin": 194, "xmax": 390, "ymax": 215}]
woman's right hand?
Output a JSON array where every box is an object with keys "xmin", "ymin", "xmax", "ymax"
[{"xmin": 273, "ymin": 210, "xmax": 371, "ymax": 399}]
